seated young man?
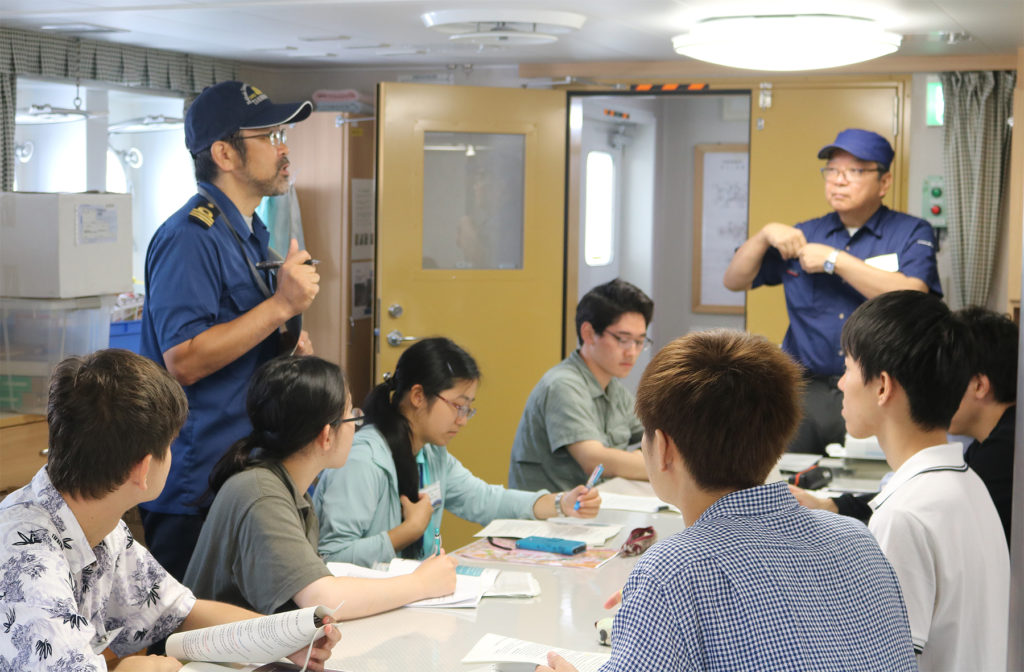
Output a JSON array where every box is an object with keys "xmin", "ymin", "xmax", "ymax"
[
  {"xmin": 509, "ymin": 279, "xmax": 652, "ymax": 491},
  {"xmin": 0, "ymin": 350, "xmax": 339, "ymax": 671},
  {"xmin": 791, "ymin": 306, "xmax": 1017, "ymax": 544},
  {"xmin": 540, "ymin": 329, "xmax": 916, "ymax": 672},
  {"xmin": 838, "ymin": 291, "xmax": 1009, "ymax": 670}
]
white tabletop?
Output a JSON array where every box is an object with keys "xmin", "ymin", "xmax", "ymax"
[{"xmin": 325, "ymin": 506, "xmax": 684, "ymax": 671}]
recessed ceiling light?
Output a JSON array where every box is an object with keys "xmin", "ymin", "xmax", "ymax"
[
  {"xmin": 672, "ymin": 14, "xmax": 901, "ymax": 71},
  {"xmin": 39, "ymin": 23, "xmax": 127, "ymax": 34},
  {"xmin": 422, "ymin": 9, "xmax": 585, "ymax": 46}
]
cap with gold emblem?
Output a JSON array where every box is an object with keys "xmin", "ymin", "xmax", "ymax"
[{"xmin": 185, "ymin": 81, "xmax": 311, "ymax": 155}]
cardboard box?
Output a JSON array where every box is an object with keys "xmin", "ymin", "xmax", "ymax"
[{"xmin": 0, "ymin": 192, "xmax": 132, "ymax": 298}]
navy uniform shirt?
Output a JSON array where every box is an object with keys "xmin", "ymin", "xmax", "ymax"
[
  {"xmin": 753, "ymin": 206, "xmax": 941, "ymax": 376},
  {"xmin": 139, "ymin": 181, "xmax": 279, "ymax": 515}
]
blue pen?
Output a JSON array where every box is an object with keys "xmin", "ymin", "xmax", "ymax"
[
  {"xmin": 575, "ymin": 463, "xmax": 604, "ymax": 511},
  {"xmin": 432, "ymin": 527, "xmax": 441, "ymax": 555}
]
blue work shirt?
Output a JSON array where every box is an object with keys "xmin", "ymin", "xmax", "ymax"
[
  {"xmin": 753, "ymin": 206, "xmax": 940, "ymax": 376},
  {"xmin": 140, "ymin": 181, "xmax": 279, "ymax": 515}
]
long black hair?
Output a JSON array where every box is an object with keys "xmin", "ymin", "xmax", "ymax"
[
  {"xmin": 207, "ymin": 355, "xmax": 348, "ymax": 497},
  {"xmin": 362, "ymin": 338, "xmax": 479, "ymax": 556}
]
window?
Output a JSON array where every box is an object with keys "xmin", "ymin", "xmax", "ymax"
[{"xmin": 584, "ymin": 150, "xmax": 615, "ymax": 266}]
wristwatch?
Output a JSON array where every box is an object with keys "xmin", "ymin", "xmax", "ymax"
[
  {"xmin": 824, "ymin": 249, "xmax": 840, "ymax": 275},
  {"xmin": 554, "ymin": 491, "xmax": 564, "ymax": 516}
]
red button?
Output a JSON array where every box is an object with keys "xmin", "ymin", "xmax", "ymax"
[{"xmin": 931, "ymin": 205, "xmax": 942, "ymax": 215}]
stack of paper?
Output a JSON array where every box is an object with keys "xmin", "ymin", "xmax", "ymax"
[
  {"xmin": 462, "ymin": 633, "xmax": 610, "ymax": 672},
  {"xmin": 474, "ymin": 519, "xmax": 622, "ymax": 547},
  {"xmin": 598, "ymin": 491, "xmax": 679, "ymax": 514},
  {"xmin": 327, "ymin": 561, "xmax": 486, "ymax": 608}
]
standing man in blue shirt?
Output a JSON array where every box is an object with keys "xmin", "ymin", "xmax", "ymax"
[
  {"xmin": 723, "ymin": 128, "xmax": 941, "ymax": 454},
  {"xmin": 139, "ymin": 81, "xmax": 320, "ymax": 579}
]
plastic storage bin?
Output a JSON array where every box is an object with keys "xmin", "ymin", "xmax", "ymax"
[
  {"xmin": 109, "ymin": 319, "xmax": 142, "ymax": 354},
  {"xmin": 0, "ymin": 295, "xmax": 115, "ymax": 414}
]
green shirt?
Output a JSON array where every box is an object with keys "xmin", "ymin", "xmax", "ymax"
[
  {"xmin": 183, "ymin": 461, "xmax": 331, "ymax": 614},
  {"xmin": 508, "ymin": 350, "xmax": 643, "ymax": 491}
]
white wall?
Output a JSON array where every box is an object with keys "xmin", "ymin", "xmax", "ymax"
[{"xmin": 650, "ymin": 95, "xmax": 750, "ymax": 350}]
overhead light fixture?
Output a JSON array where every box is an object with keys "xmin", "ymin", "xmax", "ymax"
[
  {"xmin": 672, "ymin": 14, "xmax": 902, "ymax": 71},
  {"xmin": 38, "ymin": 23, "xmax": 126, "ymax": 34},
  {"xmin": 108, "ymin": 114, "xmax": 184, "ymax": 134},
  {"xmin": 422, "ymin": 9, "xmax": 586, "ymax": 47},
  {"xmin": 15, "ymin": 104, "xmax": 90, "ymax": 125}
]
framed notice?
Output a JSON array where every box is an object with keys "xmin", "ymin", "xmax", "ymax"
[{"xmin": 693, "ymin": 144, "xmax": 749, "ymax": 314}]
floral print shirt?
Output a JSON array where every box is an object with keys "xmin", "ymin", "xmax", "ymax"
[{"xmin": 0, "ymin": 468, "xmax": 195, "ymax": 671}]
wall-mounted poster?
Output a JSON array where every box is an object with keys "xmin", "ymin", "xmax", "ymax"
[{"xmin": 693, "ymin": 144, "xmax": 749, "ymax": 314}]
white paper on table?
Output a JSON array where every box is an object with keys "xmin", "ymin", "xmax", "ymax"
[
  {"xmin": 462, "ymin": 633, "xmax": 610, "ymax": 672},
  {"xmin": 775, "ymin": 452, "xmax": 821, "ymax": 473},
  {"xmin": 598, "ymin": 491, "xmax": 676, "ymax": 513},
  {"xmin": 474, "ymin": 519, "xmax": 621, "ymax": 546},
  {"xmin": 327, "ymin": 561, "xmax": 486, "ymax": 608}
]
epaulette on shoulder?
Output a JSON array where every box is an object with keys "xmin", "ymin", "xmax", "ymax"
[{"xmin": 188, "ymin": 201, "xmax": 219, "ymax": 228}]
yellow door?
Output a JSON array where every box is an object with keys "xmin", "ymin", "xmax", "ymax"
[
  {"xmin": 375, "ymin": 83, "xmax": 566, "ymax": 550},
  {"xmin": 746, "ymin": 80, "xmax": 908, "ymax": 343}
]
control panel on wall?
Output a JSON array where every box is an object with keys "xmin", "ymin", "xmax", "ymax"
[{"xmin": 922, "ymin": 175, "xmax": 945, "ymax": 228}]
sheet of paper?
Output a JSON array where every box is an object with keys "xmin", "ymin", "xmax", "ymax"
[
  {"xmin": 474, "ymin": 519, "xmax": 621, "ymax": 546},
  {"xmin": 327, "ymin": 561, "xmax": 486, "ymax": 608},
  {"xmin": 775, "ymin": 452, "xmax": 820, "ymax": 473},
  {"xmin": 598, "ymin": 491, "xmax": 674, "ymax": 513},
  {"xmin": 483, "ymin": 570, "xmax": 540, "ymax": 598},
  {"xmin": 454, "ymin": 538, "xmax": 618, "ymax": 570},
  {"xmin": 462, "ymin": 633, "xmax": 610, "ymax": 672}
]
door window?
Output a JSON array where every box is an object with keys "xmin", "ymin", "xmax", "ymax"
[{"xmin": 422, "ymin": 131, "xmax": 525, "ymax": 270}]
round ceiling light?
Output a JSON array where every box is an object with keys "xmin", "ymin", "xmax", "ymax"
[
  {"xmin": 422, "ymin": 9, "xmax": 585, "ymax": 47},
  {"xmin": 672, "ymin": 14, "xmax": 902, "ymax": 71},
  {"xmin": 15, "ymin": 104, "xmax": 90, "ymax": 125}
]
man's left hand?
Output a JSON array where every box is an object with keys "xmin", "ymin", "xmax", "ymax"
[
  {"xmin": 286, "ymin": 618, "xmax": 341, "ymax": 671},
  {"xmin": 798, "ymin": 243, "xmax": 837, "ymax": 274}
]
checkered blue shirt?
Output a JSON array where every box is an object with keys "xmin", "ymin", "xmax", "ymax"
[{"xmin": 603, "ymin": 481, "xmax": 917, "ymax": 671}]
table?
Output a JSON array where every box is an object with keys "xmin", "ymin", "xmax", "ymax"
[{"xmin": 324, "ymin": 506, "xmax": 684, "ymax": 671}]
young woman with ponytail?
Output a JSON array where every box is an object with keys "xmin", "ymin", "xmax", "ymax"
[
  {"xmin": 183, "ymin": 355, "xmax": 457, "ymax": 618},
  {"xmin": 313, "ymin": 338, "xmax": 601, "ymax": 567}
]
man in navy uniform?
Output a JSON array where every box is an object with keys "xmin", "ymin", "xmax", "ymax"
[
  {"xmin": 723, "ymin": 128, "xmax": 940, "ymax": 454},
  {"xmin": 139, "ymin": 81, "xmax": 319, "ymax": 579}
]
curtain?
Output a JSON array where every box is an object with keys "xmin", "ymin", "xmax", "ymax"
[
  {"xmin": 0, "ymin": 27, "xmax": 238, "ymax": 191},
  {"xmin": 940, "ymin": 70, "xmax": 1016, "ymax": 307}
]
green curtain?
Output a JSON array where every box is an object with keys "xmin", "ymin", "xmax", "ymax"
[
  {"xmin": 0, "ymin": 27, "xmax": 238, "ymax": 191},
  {"xmin": 940, "ymin": 70, "xmax": 1016, "ymax": 307}
]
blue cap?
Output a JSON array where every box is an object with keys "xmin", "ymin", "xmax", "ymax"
[
  {"xmin": 185, "ymin": 81, "xmax": 312, "ymax": 154},
  {"xmin": 817, "ymin": 129, "xmax": 894, "ymax": 167}
]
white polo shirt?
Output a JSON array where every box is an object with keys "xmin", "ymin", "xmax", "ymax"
[{"xmin": 869, "ymin": 443, "xmax": 1009, "ymax": 672}]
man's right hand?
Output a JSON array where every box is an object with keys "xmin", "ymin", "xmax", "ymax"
[
  {"xmin": 787, "ymin": 484, "xmax": 839, "ymax": 513},
  {"xmin": 413, "ymin": 550, "xmax": 458, "ymax": 598},
  {"xmin": 275, "ymin": 238, "xmax": 320, "ymax": 316},
  {"xmin": 760, "ymin": 223, "xmax": 807, "ymax": 259}
]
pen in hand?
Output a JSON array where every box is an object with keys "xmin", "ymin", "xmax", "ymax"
[
  {"xmin": 255, "ymin": 258, "xmax": 319, "ymax": 270},
  {"xmin": 432, "ymin": 527, "xmax": 442, "ymax": 555},
  {"xmin": 575, "ymin": 463, "xmax": 604, "ymax": 511}
]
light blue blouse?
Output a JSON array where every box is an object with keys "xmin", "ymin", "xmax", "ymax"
[{"xmin": 313, "ymin": 425, "xmax": 545, "ymax": 567}]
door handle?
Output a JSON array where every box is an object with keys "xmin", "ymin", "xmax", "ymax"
[{"xmin": 386, "ymin": 330, "xmax": 419, "ymax": 347}]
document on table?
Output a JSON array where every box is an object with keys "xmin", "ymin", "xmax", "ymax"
[
  {"xmin": 326, "ymin": 561, "xmax": 485, "ymax": 608},
  {"xmin": 484, "ymin": 570, "xmax": 541, "ymax": 598},
  {"xmin": 462, "ymin": 633, "xmax": 610, "ymax": 672},
  {"xmin": 474, "ymin": 519, "xmax": 622, "ymax": 546},
  {"xmin": 599, "ymin": 491, "xmax": 679, "ymax": 514}
]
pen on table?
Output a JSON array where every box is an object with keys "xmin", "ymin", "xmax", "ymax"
[
  {"xmin": 575, "ymin": 463, "xmax": 604, "ymax": 511},
  {"xmin": 255, "ymin": 258, "xmax": 319, "ymax": 270}
]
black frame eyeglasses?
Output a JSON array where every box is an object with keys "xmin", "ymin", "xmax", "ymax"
[
  {"xmin": 435, "ymin": 394, "xmax": 477, "ymax": 420},
  {"xmin": 336, "ymin": 408, "xmax": 364, "ymax": 428},
  {"xmin": 604, "ymin": 330, "xmax": 654, "ymax": 352}
]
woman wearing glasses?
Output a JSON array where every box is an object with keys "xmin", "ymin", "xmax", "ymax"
[
  {"xmin": 314, "ymin": 338, "xmax": 601, "ymax": 567},
  {"xmin": 183, "ymin": 355, "xmax": 457, "ymax": 617}
]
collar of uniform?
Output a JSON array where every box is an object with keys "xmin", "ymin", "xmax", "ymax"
[
  {"xmin": 262, "ymin": 460, "xmax": 312, "ymax": 512},
  {"xmin": 31, "ymin": 467, "xmax": 98, "ymax": 574},
  {"xmin": 568, "ymin": 349, "xmax": 608, "ymax": 399},
  {"xmin": 196, "ymin": 180, "xmax": 262, "ymax": 242},
  {"xmin": 695, "ymin": 480, "xmax": 795, "ymax": 524},
  {"xmin": 824, "ymin": 205, "xmax": 889, "ymax": 238},
  {"xmin": 869, "ymin": 442, "xmax": 967, "ymax": 511}
]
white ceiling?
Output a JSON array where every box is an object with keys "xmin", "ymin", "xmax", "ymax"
[{"xmin": 3, "ymin": 0, "xmax": 1022, "ymax": 69}]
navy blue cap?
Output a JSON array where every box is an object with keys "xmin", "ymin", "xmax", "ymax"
[
  {"xmin": 185, "ymin": 81, "xmax": 312, "ymax": 154},
  {"xmin": 817, "ymin": 129, "xmax": 894, "ymax": 167}
]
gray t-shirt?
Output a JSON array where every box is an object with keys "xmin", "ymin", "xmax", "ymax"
[
  {"xmin": 508, "ymin": 350, "xmax": 643, "ymax": 491},
  {"xmin": 184, "ymin": 462, "xmax": 331, "ymax": 614}
]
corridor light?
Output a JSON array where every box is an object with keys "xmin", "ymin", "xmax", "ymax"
[{"xmin": 672, "ymin": 15, "xmax": 902, "ymax": 71}]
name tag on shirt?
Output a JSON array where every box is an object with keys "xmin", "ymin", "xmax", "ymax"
[
  {"xmin": 422, "ymin": 481, "xmax": 443, "ymax": 509},
  {"xmin": 865, "ymin": 253, "xmax": 899, "ymax": 272}
]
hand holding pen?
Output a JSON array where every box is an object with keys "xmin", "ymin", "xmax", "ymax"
[{"xmin": 577, "ymin": 464, "xmax": 604, "ymax": 510}]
